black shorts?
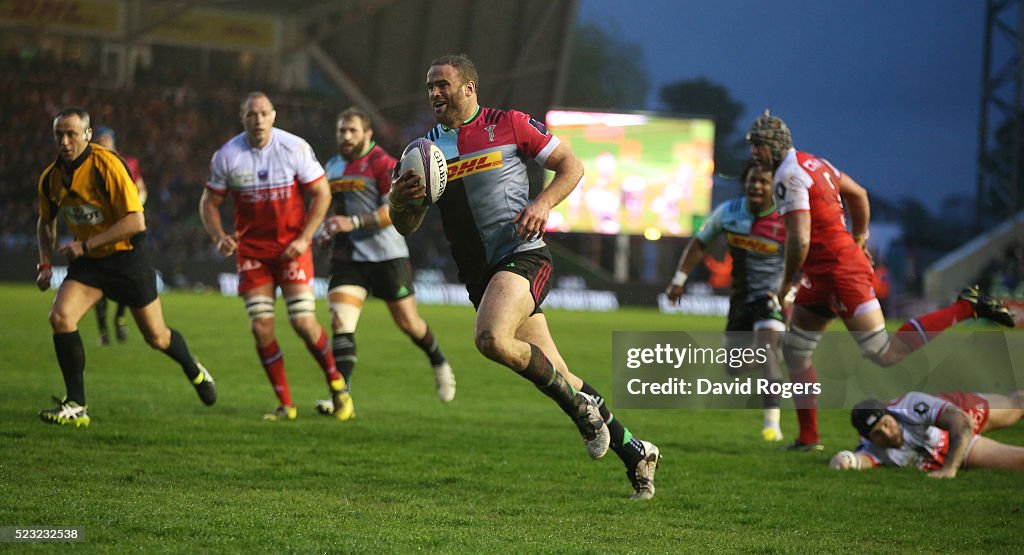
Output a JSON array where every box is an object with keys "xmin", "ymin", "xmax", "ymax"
[
  {"xmin": 329, "ymin": 258, "xmax": 414, "ymax": 301},
  {"xmin": 467, "ymin": 247, "xmax": 553, "ymax": 315},
  {"xmin": 66, "ymin": 242, "xmax": 158, "ymax": 308},
  {"xmin": 726, "ymin": 295, "xmax": 785, "ymax": 332}
]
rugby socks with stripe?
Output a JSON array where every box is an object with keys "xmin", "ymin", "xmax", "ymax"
[
  {"xmin": 896, "ymin": 300, "xmax": 975, "ymax": 351},
  {"xmin": 257, "ymin": 340, "xmax": 293, "ymax": 407},
  {"xmin": 580, "ymin": 381, "xmax": 644, "ymax": 469},
  {"xmin": 162, "ymin": 328, "xmax": 201, "ymax": 381},
  {"xmin": 412, "ymin": 326, "xmax": 447, "ymax": 367},
  {"xmin": 790, "ymin": 366, "xmax": 819, "ymax": 444},
  {"xmin": 762, "ymin": 379, "xmax": 783, "ymax": 410},
  {"xmin": 53, "ymin": 331, "xmax": 86, "ymax": 406},
  {"xmin": 332, "ymin": 333, "xmax": 357, "ymax": 388},
  {"xmin": 522, "ymin": 344, "xmax": 578, "ymax": 415},
  {"xmin": 305, "ymin": 328, "xmax": 342, "ymax": 385}
]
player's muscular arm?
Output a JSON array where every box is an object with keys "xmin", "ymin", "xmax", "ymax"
[
  {"xmin": 301, "ymin": 176, "xmax": 332, "ymax": 240},
  {"xmin": 36, "ymin": 216, "xmax": 57, "ymax": 290},
  {"xmin": 929, "ymin": 406, "xmax": 974, "ymax": 479},
  {"xmin": 58, "ymin": 211, "xmax": 146, "ymax": 260},
  {"xmin": 514, "ymin": 143, "xmax": 583, "ymax": 240},
  {"xmin": 37, "ymin": 216, "xmax": 57, "ymax": 265},
  {"xmin": 84, "ymin": 211, "xmax": 145, "ymax": 249},
  {"xmin": 326, "ymin": 205, "xmax": 390, "ymax": 236},
  {"xmin": 280, "ymin": 176, "xmax": 331, "ymax": 259},
  {"xmin": 389, "ymin": 169, "xmax": 428, "ymax": 236},
  {"xmin": 665, "ymin": 238, "xmax": 707, "ymax": 303},
  {"xmin": 839, "ymin": 173, "xmax": 870, "ymax": 246},
  {"xmin": 199, "ymin": 189, "xmax": 237, "ymax": 256},
  {"xmin": 778, "ymin": 210, "xmax": 810, "ymax": 302}
]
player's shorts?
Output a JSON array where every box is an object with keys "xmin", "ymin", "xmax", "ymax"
[
  {"xmin": 936, "ymin": 391, "xmax": 990, "ymax": 435},
  {"xmin": 723, "ymin": 295, "xmax": 786, "ymax": 356},
  {"xmin": 237, "ymin": 249, "xmax": 314, "ymax": 295},
  {"xmin": 467, "ymin": 247, "xmax": 553, "ymax": 315},
  {"xmin": 726, "ymin": 295, "xmax": 786, "ymax": 332},
  {"xmin": 66, "ymin": 235, "xmax": 158, "ymax": 308},
  {"xmin": 794, "ymin": 248, "xmax": 879, "ymax": 319},
  {"xmin": 329, "ymin": 258, "xmax": 414, "ymax": 301}
]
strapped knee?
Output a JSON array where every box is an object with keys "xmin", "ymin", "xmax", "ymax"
[
  {"xmin": 284, "ymin": 293, "xmax": 316, "ymax": 321},
  {"xmin": 328, "ymin": 286, "xmax": 366, "ymax": 333},
  {"xmin": 783, "ymin": 326, "xmax": 822, "ymax": 358},
  {"xmin": 855, "ymin": 325, "xmax": 891, "ymax": 360},
  {"xmin": 329, "ymin": 303, "xmax": 362, "ymax": 334},
  {"xmin": 245, "ymin": 295, "xmax": 276, "ymax": 321}
]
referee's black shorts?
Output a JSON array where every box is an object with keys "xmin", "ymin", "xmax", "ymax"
[{"xmin": 66, "ymin": 238, "xmax": 158, "ymax": 308}]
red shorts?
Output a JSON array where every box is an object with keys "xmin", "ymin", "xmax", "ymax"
[
  {"xmin": 936, "ymin": 391, "xmax": 990, "ymax": 435},
  {"xmin": 237, "ymin": 250, "xmax": 315, "ymax": 295},
  {"xmin": 795, "ymin": 251, "xmax": 878, "ymax": 319}
]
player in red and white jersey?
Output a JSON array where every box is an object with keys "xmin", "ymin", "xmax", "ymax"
[
  {"xmin": 200, "ymin": 92, "xmax": 344, "ymax": 421},
  {"xmin": 746, "ymin": 111, "xmax": 1017, "ymax": 451},
  {"xmin": 835, "ymin": 390, "xmax": 1024, "ymax": 477}
]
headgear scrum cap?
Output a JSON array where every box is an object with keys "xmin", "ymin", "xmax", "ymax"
[
  {"xmin": 850, "ymin": 399, "xmax": 889, "ymax": 438},
  {"xmin": 746, "ymin": 109, "xmax": 792, "ymax": 166}
]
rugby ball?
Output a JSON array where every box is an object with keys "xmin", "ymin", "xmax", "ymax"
[
  {"xmin": 829, "ymin": 450, "xmax": 860, "ymax": 470},
  {"xmin": 399, "ymin": 138, "xmax": 447, "ymax": 206}
]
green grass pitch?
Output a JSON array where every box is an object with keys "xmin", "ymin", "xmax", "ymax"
[{"xmin": 1, "ymin": 283, "xmax": 1021, "ymax": 552}]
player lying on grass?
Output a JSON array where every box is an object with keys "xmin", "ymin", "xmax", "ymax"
[{"xmin": 832, "ymin": 390, "xmax": 1024, "ymax": 477}]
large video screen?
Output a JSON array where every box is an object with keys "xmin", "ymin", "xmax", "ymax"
[{"xmin": 543, "ymin": 110, "xmax": 715, "ymax": 237}]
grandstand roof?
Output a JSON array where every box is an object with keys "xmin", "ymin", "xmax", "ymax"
[{"xmin": 144, "ymin": 0, "xmax": 579, "ymax": 136}]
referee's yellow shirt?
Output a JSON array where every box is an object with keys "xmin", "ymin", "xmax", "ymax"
[{"xmin": 38, "ymin": 144, "xmax": 145, "ymax": 258}]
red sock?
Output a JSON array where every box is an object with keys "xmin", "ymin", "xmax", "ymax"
[
  {"xmin": 305, "ymin": 328, "xmax": 342, "ymax": 384},
  {"xmin": 897, "ymin": 300, "xmax": 974, "ymax": 350},
  {"xmin": 790, "ymin": 366, "xmax": 819, "ymax": 444},
  {"xmin": 258, "ymin": 340, "xmax": 292, "ymax": 407}
]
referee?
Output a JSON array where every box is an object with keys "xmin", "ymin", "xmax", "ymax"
[{"xmin": 35, "ymin": 107, "xmax": 216, "ymax": 427}]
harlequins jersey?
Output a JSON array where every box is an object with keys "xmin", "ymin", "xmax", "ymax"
[
  {"xmin": 324, "ymin": 144, "xmax": 409, "ymax": 262},
  {"xmin": 695, "ymin": 197, "xmax": 785, "ymax": 303},
  {"xmin": 425, "ymin": 107, "xmax": 559, "ymax": 286}
]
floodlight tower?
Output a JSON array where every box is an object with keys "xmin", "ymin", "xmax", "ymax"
[{"xmin": 977, "ymin": 0, "xmax": 1024, "ymax": 230}]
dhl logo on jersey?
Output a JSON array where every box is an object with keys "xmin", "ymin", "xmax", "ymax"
[
  {"xmin": 329, "ymin": 178, "xmax": 366, "ymax": 192},
  {"xmin": 447, "ymin": 151, "xmax": 503, "ymax": 180},
  {"xmin": 726, "ymin": 232, "xmax": 779, "ymax": 254}
]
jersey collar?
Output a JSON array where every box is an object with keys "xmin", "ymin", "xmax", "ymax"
[
  {"xmin": 58, "ymin": 144, "xmax": 92, "ymax": 172},
  {"xmin": 440, "ymin": 105, "xmax": 482, "ymax": 132},
  {"xmin": 344, "ymin": 141, "xmax": 375, "ymax": 162},
  {"xmin": 747, "ymin": 200, "xmax": 776, "ymax": 218}
]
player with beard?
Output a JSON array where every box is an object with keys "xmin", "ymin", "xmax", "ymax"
[
  {"xmin": 388, "ymin": 54, "xmax": 660, "ymax": 499},
  {"xmin": 313, "ymin": 107, "xmax": 456, "ymax": 420},
  {"xmin": 838, "ymin": 390, "xmax": 1024, "ymax": 476}
]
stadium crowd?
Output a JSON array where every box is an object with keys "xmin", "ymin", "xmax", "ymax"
[{"xmin": 0, "ymin": 50, "xmax": 451, "ymax": 285}]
